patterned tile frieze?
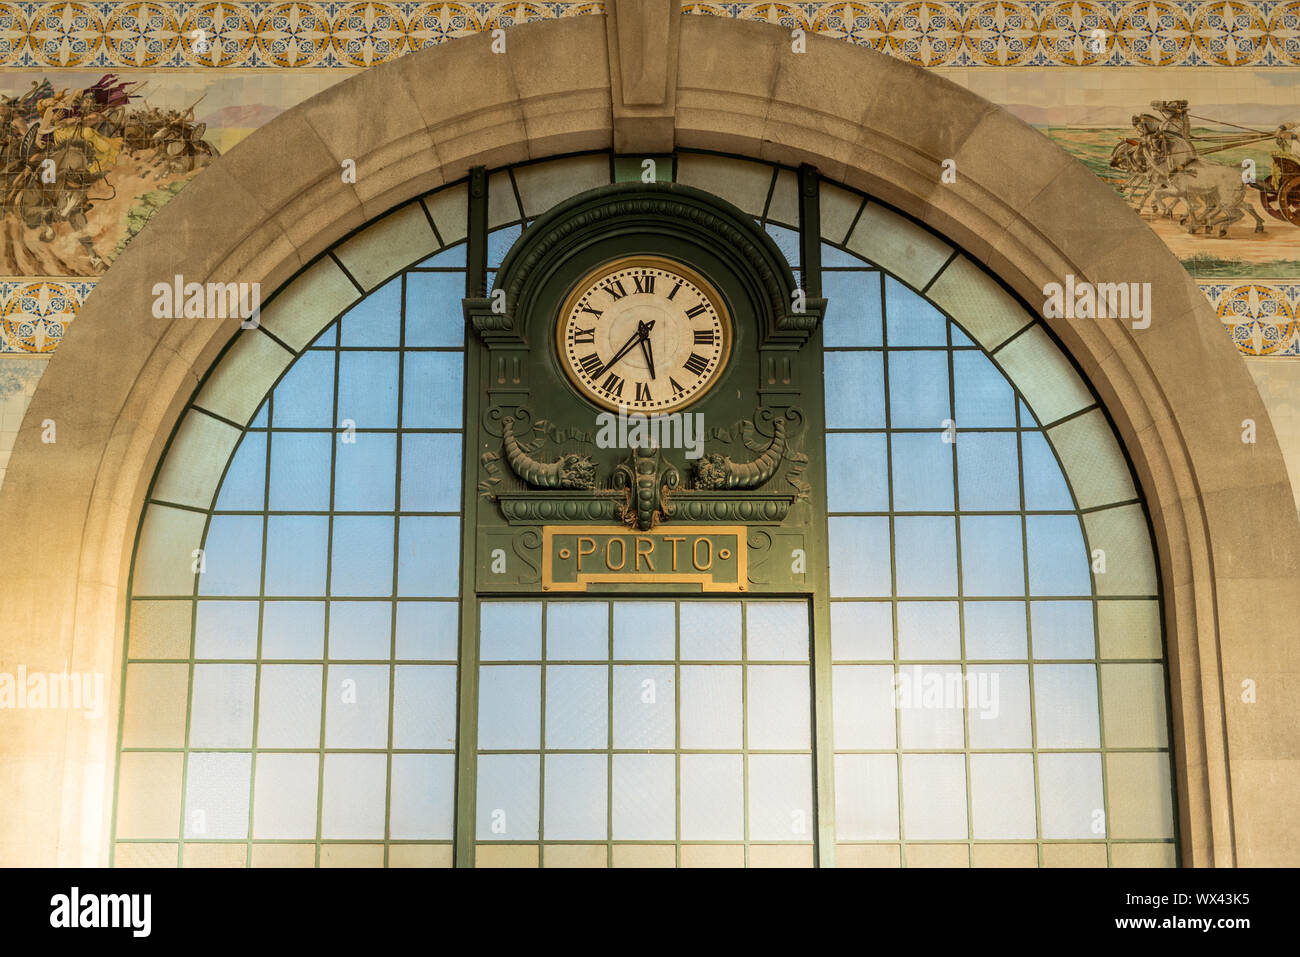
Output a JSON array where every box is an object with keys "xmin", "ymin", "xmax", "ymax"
[{"xmin": 0, "ymin": 2, "xmax": 1297, "ymax": 68}]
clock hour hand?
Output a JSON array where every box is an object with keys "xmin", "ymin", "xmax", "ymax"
[
  {"xmin": 595, "ymin": 320, "xmax": 654, "ymax": 378},
  {"xmin": 638, "ymin": 326, "xmax": 656, "ymax": 379}
]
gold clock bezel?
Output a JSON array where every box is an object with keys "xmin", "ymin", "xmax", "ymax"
[{"xmin": 555, "ymin": 255, "xmax": 733, "ymax": 414}]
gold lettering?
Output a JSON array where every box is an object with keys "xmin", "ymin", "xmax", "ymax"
[
  {"xmin": 576, "ymin": 537, "xmax": 596, "ymax": 571},
  {"xmin": 665, "ymin": 536, "xmax": 685, "ymax": 571},
  {"xmin": 605, "ymin": 537, "xmax": 627, "ymax": 571},
  {"xmin": 635, "ymin": 537, "xmax": 655, "ymax": 571},
  {"xmin": 692, "ymin": 537, "xmax": 713, "ymax": 571}
]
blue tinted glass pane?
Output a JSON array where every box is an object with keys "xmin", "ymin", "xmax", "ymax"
[
  {"xmin": 894, "ymin": 516, "xmax": 957, "ymax": 596},
  {"xmin": 1021, "ymin": 431, "xmax": 1075, "ymax": 510},
  {"xmin": 214, "ymin": 432, "xmax": 266, "ymax": 511},
  {"xmin": 476, "ymin": 753, "xmax": 539, "ymax": 839},
  {"xmin": 390, "ymin": 753, "xmax": 454, "ymax": 839},
  {"xmin": 262, "ymin": 601, "xmax": 325, "ymax": 658},
  {"xmin": 547, "ymin": 602, "xmax": 609, "ymax": 660},
  {"xmin": 249, "ymin": 401, "xmax": 269, "ymax": 428},
  {"xmin": 335, "ymin": 433, "xmax": 396, "ymax": 511},
  {"xmin": 405, "ymin": 272, "xmax": 466, "ymax": 347},
  {"xmin": 487, "ymin": 224, "xmax": 522, "ymax": 267},
  {"xmin": 960, "ymin": 515, "xmax": 1025, "ymax": 597},
  {"xmin": 887, "ymin": 351, "xmax": 951, "ymax": 428},
  {"xmin": 272, "ymin": 351, "xmax": 335, "ymax": 428},
  {"xmin": 956, "ymin": 432, "xmax": 1020, "ymax": 511},
  {"xmin": 398, "ymin": 515, "xmax": 460, "ymax": 597},
  {"xmin": 310, "ymin": 323, "xmax": 336, "ymax": 348},
  {"xmin": 265, "ymin": 515, "xmax": 328, "ymax": 596},
  {"xmin": 830, "ymin": 602, "xmax": 893, "ymax": 660},
  {"xmin": 613, "ymin": 601, "xmax": 675, "ymax": 660},
  {"xmin": 268, "ymin": 432, "xmax": 331, "ymax": 510},
  {"xmin": 336, "ymin": 351, "xmax": 399, "ymax": 429},
  {"xmin": 478, "ymin": 665, "xmax": 540, "ymax": 749},
  {"xmin": 953, "ymin": 351, "xmax": 1016, "ymax": 427},
  {"xmin": 480, "ymin": 601, "xmax": 542, "ymax": 660},
  {"xmin": 195, "ymin": 600, "xmax": 258, "ymax": 658},
  {"xmin": 417, "ymin": 243, "xmax": 466, "ymax": 267},
  {"xmin": 963, "ymin": 601, "xmax": 1028, "ymax": 659},
  {"xmin": 824, "ymin": 352, "xmax": 885, "ymax": 428},
  {"xmin": 1033, "ymin": 664, "xmax": 1101, "ymax": 747},
  {"xmin": 891, "ymin": 433, "xmax": 954, "ymax": 511},
  {"xmin": 884, "ymin": 276, "xmax": 947, "ymax": 346},
  {"xmin": 1026, "ymin": 516, "xmax": 1091, "ymax": 596},
  {"xmin": 822, "ymin": 271, "xmax": 882, "ymax": 347},
  {"xmin": 897, "ymin": 602, "xmax": 960, "ymax": 659},
  {"xmin": 338, "ymin": 277, "xmax": 400, "ymax": 347},
  {"xmin": 821, "ymin": 242, "xmax": 863, "ymax": 267},
  {"xmin": 826, "ymin": 433, "xmax": 888, "ymax": 511},
  {"xmin": 402, "ymin": 352, "xmax": 464, "ymax": 429},
  {"xmin": 395, "ymin": 601, "xmax": 459, "ymax": 660},
  {"xmin": 392, "ymin": 666, "xmax": 457, "ymax": 750},
  {"xmin": 829, "ymin": 516, "xmax": 891, "ymax": 597},
  {"xmin": 329, "ymin": 601, "xmax": 392, "ymax": 659},
  {"xmin": 950, "ymin": 325, "xmax": 975, "ymax": 347},
  {"xmin": 400, "ymin": 433, "xmax": 462, "ymax": 511},
  {"xmin": 765, "ymin": 222, "xmax": 801, "ymax": 268},
  {"xmin": 331, "ymin": 516, "xmax": 394, "ymax": 596},
  {"xmin": 199, "ymin": 515, "xmax": 263, "ymax": 595},
  {"xmin": 1031, "ymin": 600, "xmax": 1095, "ymax": 659}
]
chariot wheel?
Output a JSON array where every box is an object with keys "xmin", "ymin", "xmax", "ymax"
[{"xmin": 1278, "ymin": 178, "xmax": 1300, "ymax": 226}]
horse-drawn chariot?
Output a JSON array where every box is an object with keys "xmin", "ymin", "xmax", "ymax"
[{"xmin": 1251, "ymin": 151, "xmax": 1300, "ymax": 226}]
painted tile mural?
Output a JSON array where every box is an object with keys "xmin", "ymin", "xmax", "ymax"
[{"xmin": 0, "ymin": 0, "xmax": 1296, "ymax": 369}]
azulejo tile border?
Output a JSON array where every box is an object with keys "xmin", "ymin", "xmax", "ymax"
[
  {"xmin": 1, "ymin": 276, "xmax": 1294, "ymax": 357},
  {"xmin": 0, "ymin": 2, "xmax": 1296, "ymax": 69}
]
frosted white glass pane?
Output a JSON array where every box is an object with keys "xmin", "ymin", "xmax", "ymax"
[
  {"xmin": 966, "ymin": 664, "xmax": 1031, "ymax": 748},
  {"xmin": 613, "ymin": 601, "xmax": 674, "ymax": 660},
  {"xmin": 970, "ymin": 753, "xmax": 1036, "ymax": 839},
  {"xmin": 680, "ymin": 665, "xmax": 742, "ymax": 749},
  {"xmin": 1033, "ymin": 664, "xmax": 1101, "ymax": 748},
  {"xmin": 189, "ymin": 664, "xmax": 255, "ymax": 748},
  {"xmin": 680, "ymin": 754, "xmax": 744, "ymax": 841},
  {"xmin": 546, "ymin": 602, "xmax": 609, "ymax": 660},
  {"xmin": 612, "ymin": 665, "xmax": 675, "ymax": 749},
  {"xmin": 832, "ymin": 665, "xmax": 896, "ymax": 749},
  {"xmin": 268, "ymin": 432, "xmax": 331, "ymax": 510},
  {"xmin": 826, "ymin": 432, "xmax": 889, "ymax": 511},
  {"xmin": 901, "ymin": 753, "xmax": 968, "ymax": 840},
  {"xmin": 894, "ymin": 516, "xmax": 957, "ymax": 596},
  {"xmin": 543, "ymin": 753, "xmax": 607, "ymax": 841},
  {"xmin": 897, "ymin": 665, "xmax": 965, "ymax": 749},
  {"xmin": 897, "ymin": 602, "xmax": 959, "ymax": 659},
  {"xmin": 830, "ymin": 602, "xmax": 893, "ymax": 660},
  {"xmin": 396, "ymin": 601, "xmax": 458, "ymax": 660},
  {"xmin": 1039, "ymin": 752, "xmax": 1104, "ymax": 839},
  {"xmin": 262, "ymin": 601, "xmax": 325, "ymax": 659},
  {"xmin": 152, "ymin": 411, "xmax": 242, "ymax": 510},
  {"xmin": 194, "ymin": 601, "xmax": 258, "ymax": 659},
  {"xmin": 747, "ymin": 665, "xmax": 811, "ymax": 750},
  {"xmin": 184, "ymin": 752, "xmax": 251, "ymax": 839},
  {"xmin": 390, "ymin": 753, "xmax": 455, "ymax": 840},
  {"xmin": 887, "ymin": 350, "xmax": 950, "ymax": 427},
  {"xmin": 253, "ymin": 752, "xmax": 318, "ymax": 839},
  {"xmin": 679, "ymin": 601, "xmax": 741, "ymax": 659},
  {"xmin": 477, "ymin": 665, "xmax": 540, "ymax": 749},
  {"xmin": 198, "ymin": 515, "xmax": 263, "ymax": 596},
  {"xmin": 829, "ymin": 516, "xmax": 891, "ymax": 597},
  {"xmin": 834, "ymin": 753, "xmax": 899, "ymax": 840},
  {"xmin": 891, "ymin": 433, "xmax": 954, "ymax": 511},
  {"xmin": 264, "ymin": 515, "xmax": 328, "ymax": 596},
  {"xmin": 824, "ymin": 352, "xmax": 885, "ymax": 429},
  {"xmin": 745, "ymin": 601, "xmax": 808, "ymax": 660},
  {"xmin": 400, "ymin": 433, "xmax": 462, "ymax": 511},
  {"xmin": 480, "ymin": 602, "xmax": 542, "ymax": 660},
  {"xmin": 960, "ymin": 515, "xmax": 1025, "ymax": 597},
  {"xmin": 321, "ymin": 753, "xmax": 387, "ymax": 839},
  {"xmin": 963, "ymin": 601, "xmax": 1028, "ymax": 659},
  {"xmin": 325, "ymin": 664, "xmax": 390, "ymax": 748},
  {"xmin": 545, "ymin": 665, "xmax": 607, "ymax": 749},
  {"xmin": 393, "ymin": 665, "xmax": 457, "ymax": 750},
  {"xmin": 330, "ymin": 516, "xmax": 394, "ymax": 597},
  {"xmin": 748, "ymin": 754, "xmax": 814, "ymax": 841},
  {"xmin": 397, "ymin": 516, "xmax": 459, "ymax": 597},
  {"xmin": 612, "ymin": 753, "xmax": 676, "ymax": 841},
  {"xmin": 336, "ymin": 351, "xmax": 399, "ymax": 428},
  {"xmin": 334, "ymin": 433, "xmax": 396, "ymax": 511},
  {"xmin": 257, "ymin": 665, "xmax": 322, "ymax": 748},
  {"xmin": 328, "ymin": 601, "xmax": 391, "ymax": 659},
  {"xmin": 402, "ymin": 352, "xmax": 463, "ymax": 428},
  {"xmin": 1031, "ymin": 601, "xmax": 1096, "ymax": 659},
  {"xmin": 475, "ymin": 754, "xmax": 539, "ymax": 840}
]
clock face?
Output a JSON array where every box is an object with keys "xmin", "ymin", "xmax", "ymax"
[{"xmin": 557, "ymin": 257, "xmax": 731, "ymax": 414}]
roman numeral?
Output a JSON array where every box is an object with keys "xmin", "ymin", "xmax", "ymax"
[
  {"xmin": 683, "ymin": 353, "xmax": 709, "ymax": 375},
  {"xmin": 685, "ymin": 303, "xmax": 708, "ymax": 319},
  {"xmin": 573, "ymin": 326, "xmax": 595, "ymax": 344},
  {"xmin": 602, "ymin": 280, "xmax": 628, "ymax": 301},
  {"xmin": 632, "ymin": 274, "xmax": 656, "ymax": 295},
  {"xmin": 579, "ymin": 353, "xmax": 603, "ymax": 376},
  {"xmin": 578, "ymin": 305, "xmax": 603, "ymax": 319},
  {"xmin": 669, "ymin": 377, "xmax": 684, "ymax": 394},
  {"xmin": 602, "ymin": 372, "xmax": 625, "ymax": 397},
  {"xmin": 693, "ymin": 329, "xmax": 716, "ymax": 345},
  {"xmin": 667, "ymin": 281, "xmax": 683, "ymax": 301},
  {"xmin": 635, "ymin": 381, "xmax": 652, "ymax": 402}
]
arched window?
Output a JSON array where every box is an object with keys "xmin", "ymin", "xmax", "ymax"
[{"xmin": 111, "ymin": 153, "xmax": 1175, "ymax": 868}]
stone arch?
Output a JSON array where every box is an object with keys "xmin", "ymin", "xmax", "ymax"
[{"xmin": 0, "ymin": 10, "xmax": 1295, "ymax": 867}]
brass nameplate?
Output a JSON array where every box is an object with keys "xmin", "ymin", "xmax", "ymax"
[{"xmin": 542, "ymin": 525, "xmax": 748, "ymax": 592}]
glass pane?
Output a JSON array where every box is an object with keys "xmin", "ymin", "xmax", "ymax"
[
  {"xmin": 253, "ymin": 753, "xmax": 318, "ymax": 839},
  {"xmin": 970, "ymin": 753, "xmax": 1036, "ymax": 839},
  {"xmin": 1031, "ymin": 600, "xmax": 1095, "ymax": 659},
  {"xmin": 400, "ymin": 433, "xmax": 462, "ymax": 511},
  {"xmin": 680, "ymin": 754, "xmax": 744, "ymax": 840},
  {"xmin": 546, "ymin": 602, "xmax": 608, "ymax": 660},
  {"xmin": 268, "ymin": 432, "xmax": 331, "ymax": 510},
  {"xmin": 826, "ymin": 432, "xmax": 889, "ymax": 511},
  {"xmin": 214, "ymin": 432, "xmax": 266, "ymax": 511},
  {"xmin": 679, "ymin": 601, "xmax": 741, "ymax": 659},
  {"xmin": 543, "ymin": 754, "xmax": 607, "ymax": 840},
  {"xmin": 887, "ymin": 350, "xmax": 950, "ymax": 428},
  {"xmin": 960, "ymin": 515, "xmax": 1025, "ymax": 597},
  {"xmin": 395, "ymin": 601, "xmax": 458, "ymax": 660},
  {"xmin": 397, "ymin": 516, "xmax": 460, "ymax": 597},
  {"xmin": 956, "ymin": 432, "xmax": 1020, "ymax": 510},
  {"xmin": 1033, "ymin": 664, "xmax": 1101, "ymax": 748},
  {"xmin": 901, "ymin": 753, "xmax": 968, "ymax": 839},
  {"xmin": 613, "ymin": 601, "xmax": 674, "ymax": 660},
  {"xmin": 830, "ymin": 602, "xmax": 893, "ymax": 660},
  {"xmin": 824, "ymin": 352, "xmax": 885, "ymax": 429},
  {"xmin": 831, "ymin": 665, "xmax": 896, "ymax": 749},
  {"xmin": 544, "ymin": 665, "xmax": 608, "ymax": 749},
  {"xmin": 612, "ymin": 753, "xmax": 675, "ymax": 840},
  {"xmin": 828, "ymin": 516, "xmax": 891, "ymax": 597},
  {"xmin": 477, "ymin": 665, "xmax": 540, "ymax": 749},
  {"xmin": 891, "ymin": 433, "xmax": 954, "ymax": 511},
  {"xmin": 953, "ymin": 351, "xmax": 1016, "ymax": 426},
  {"xmin": 480, "ymin": 602, "xmax": 542, "ymax": 660},
  {"xmin": 330, "ymin": 516, "xmax": 394, "ymax": 597},
  {"xmin": 963, "ymin": 601, "xmax": 1027, "ymax": 659},
  {"xmin": 748, "ymin": 753, "xmax": 813, "ymax": 841},
  {"xmin": 765, "ymin": 222, "xmax": 801, "ymax": 268},
  {"xmin": 1026, "ymin": 516, "xmax": 1091, "ymax": 596},
  {"xmin": 257, "ymin": 665, "xmax": 322, "ymax": 748},
  {"xmin": 822, "ymin": 271, "xmax": 882, "ymax": 346},
  {"xmin": 320, "ymin": 753, "xmax": 387, "ymax": 839},
  {"xmin": 680, "ymin": 665, "xmax": 742, "ymax": 749},
  {"xmin": 746, "ymin": 665, "xmax": 810, "ymax": 749},
  {"xmin": 885, "ymin": 276, "xmax": 947, "ymax": 346},
  {"xmin": 325, "ymin": 664, "xmax": 390, "ymax": 748},
  {"xmin": 613, "ymin": 665, "xmax": 675, "ymax": 749},
  {"xmin": 271, "ymin": 351, "xmax": 335, "ymax": 428},
  {"xmin": 338, "ymin": 279, "xmax": 401, "ymax": 347},
  {"xmin": 896, "ymin": 601, "xmax": 959, "ymax": 659},
  {"xmin": 264, "ymin": 516, "xmax": 328, "ymax": 596},
  {"xmin": 834, "ymin": 752, "xmax": 899, "ymax": 840},
  {"xmin": 188, "ymin": 663, "xmax": 255, "ymax": 747},
  {"xmin": 897, "ymin": 664, "xmax": 965, "ymax": 748},
  {"xmin": 1021, "ymin": 430, "xmax": 1075, "ymax": 510},
  {"xmin": 393, "ymin": 665, "xmax": 457, "ymax": 749},
  {"xmin": 199, "ymin": 515, "xmax": 263, "ymax": 596},
  {"xmin": 262, "ymin": 601, "xmax": 325, "ymax": 659},
  {"xmin": 966, "ymin": 664, "xmax": 1032, "ymax": 748},
  {"xmin": 328, "ymin": 601, "xmax": 391, "ymax": 659},
  {"xmin": 390, "ymin": 753, "xmax": 455, "ymax": 839},
  {"xmin": 401, "ymin": 352, "xmax": 463, "ymax": 428},
  {"xmin": 1038, "ymin": 753, "xmax": 1104, "ymax": 839},
  {"xmin": 184, "ymin": 752, "xmax": 251, "ymax": 839},
  {"xmin": 894, "ymin": 516, "xmax": 957, "ymax": 596},
  {"xmin": 335, "ymin": 433, "xmax": 396, "ymax": 511},
  {"xmin": 194, "ymin": 601, "xmax": 258, "ymax": 659},
  {"xmin": 336, "ymin": 351, "xmax": 399, "ymax": 429},
  {"xmin": 475, "ymin": 754, "xmax": 538, "ymax": 840},
  {"xmin": 745, "ymin": 601, "xmax": 808, "ymax": 660},
  {"xmin": 405, "ymin": 272, "xmax": 466, "ymax": 347}
]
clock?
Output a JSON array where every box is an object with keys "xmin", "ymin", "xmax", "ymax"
[{"xmin": 556, "ymin": 256, "xmax": 732, "ymax": 414}]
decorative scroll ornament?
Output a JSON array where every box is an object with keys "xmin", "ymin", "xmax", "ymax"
[
  {"xmin": 693, "ymin": 418, "xmax": 786, "ymax": 490},
  {"xmin": 501, "ymin": 417, "xmax": 597, "ymax": 490},
  {"xmin": 614, "ymin": 446, "xmax": 681, "ymax": 531}
]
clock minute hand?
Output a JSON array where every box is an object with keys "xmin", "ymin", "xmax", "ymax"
[
  {"xmin": 595, "ymin": 320, "xmax": 655, "ymax": 378},
  {"xmin": 639, "ymin": 330, "xmax": 656, "ymax": 379}
]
